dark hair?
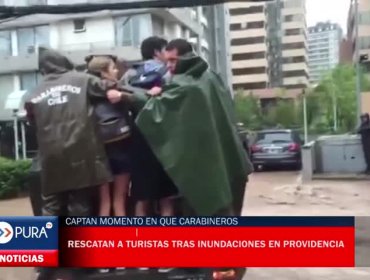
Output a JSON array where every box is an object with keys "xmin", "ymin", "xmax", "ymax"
[
  {"xmin": 140, "ymin": 36, "xmax": 168, "ymax": 60},
  {"xmin": 166, "ymin": 39, "xmax": 193, "ymax": 56}
]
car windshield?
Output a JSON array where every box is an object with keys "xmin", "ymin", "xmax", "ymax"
[{"xmin": 256, "ymin": 132, "xmax": 293, "ymax": 144}]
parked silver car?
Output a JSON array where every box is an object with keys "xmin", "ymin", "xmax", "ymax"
[{"xmin": 251, "ymin": 129, "xmax": 302, "ymax": 170}]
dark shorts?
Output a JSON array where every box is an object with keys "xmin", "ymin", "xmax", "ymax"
[
  {"xmin": 129, "ymin": 126, "xmax": 178, "ymax": 201},
  {"xmin": 105, "ymin": 138, "xmax": 131, "ymax": 176}
]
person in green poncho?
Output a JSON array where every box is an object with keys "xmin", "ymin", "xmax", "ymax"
[{"xmin": 134, "ymin": 39, "xmax": 253, "ymax": 217}]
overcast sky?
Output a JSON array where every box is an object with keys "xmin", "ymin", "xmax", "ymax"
[{"xmin": 306, "ymin": 0, "xmax": 351, "ymax": 33}]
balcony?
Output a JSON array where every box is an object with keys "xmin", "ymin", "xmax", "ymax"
[
  {"xmin": 231, "ymin": 43, "xmax": 267, "ymax": 54},
  {"xmin": 283, "ymin": 76, "xmax": 309, "ymax": 86},
  {"xmin": 231, "ymin": 28, "xmax": 267, "ymax": 39},
  {"xmin": 0, "ymin": 42, "xmax": 142, "ymax": 74},
  {"xmin": 282, "ymin": 48, "xmax": 307, "ymax": 58},
  {"xmin": 229, "ymin": 13, "xmax": 265, "ymax": 25},
  {"xmin": 232, "ymin": 58, "xmax": 268, "ymax": 69},
  {"xmin": 283, "ymin": 62, "xmax": 308, "ymax": 71},
  {"xmin": 282, "ymin": 34, "xmax": 306, "ymax": 44},
  {"xmin": 232, "ymin": 73, "xmax": 269, "ymax": 84},
  {"xmin": 282, "ymin": 21, "xmax": 306, "ymax": 30}
]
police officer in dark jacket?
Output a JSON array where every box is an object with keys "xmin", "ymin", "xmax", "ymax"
[
  {"xmin": 24, "ymin": 47, "xmax": 126, "ymax": 219},
  {"xmin": 358, "ymin": 113, "xmax": 370, "ymax": 173},
  {"xmin": 25, "ymin": 49, "xmax": 136, "ymax": 280}
]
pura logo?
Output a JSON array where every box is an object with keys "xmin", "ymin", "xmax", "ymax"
[
  {"xmin": 0, "ymin": 222, "xmax": 14, "ymax": 244},
  {"xmin": 0, "ymin": 222, "xmax": 53, "ymax": 244}
]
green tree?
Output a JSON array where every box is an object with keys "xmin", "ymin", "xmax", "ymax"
[
  {"xmin": 234, "ymin": 90, "xmax": 263, "ymax": 130},
  {"xmin": 313, "ymin": 64, "xmax": 370, "ymax": 133},
  {"xmin": 263, "ymin": 99, "xmax": 299, "ymax": 128}
]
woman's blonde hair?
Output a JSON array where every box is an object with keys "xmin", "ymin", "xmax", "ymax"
[{"xmin": 86, "ymin": 55, "xmax": 115, "ymax": 76}]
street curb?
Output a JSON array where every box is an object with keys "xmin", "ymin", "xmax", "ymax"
[{"xmin": 312, "ymin": 174, "xmax": 370, "ymax": 181}]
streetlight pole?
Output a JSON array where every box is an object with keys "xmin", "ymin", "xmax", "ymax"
[
  {"xmin": 330, "ymin": 74, "xmax": 338, "ymax": 132},
  {"xmin": 302, "ymin": 89, "xmax": 308, "ymax": 144},
  {"xmin": 354, "ymin": 0, "xmax": 362, "ymax": 124}
]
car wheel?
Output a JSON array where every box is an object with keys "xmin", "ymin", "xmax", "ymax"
[{"xmin": 253, "ymin": 164, "xmax": 262, "ymax": 172}]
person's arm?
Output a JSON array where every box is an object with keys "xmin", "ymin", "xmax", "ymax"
[
  {"xmin": 113, "ymin": 84, "xmax": 162, "ymax": 112},
  {"xmin": 87, "ymin": 75, "xmax": 118, "ymax": 102}
]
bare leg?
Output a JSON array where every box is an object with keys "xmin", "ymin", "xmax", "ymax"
[
  {"xmin": 135, "ymin": 200, "xmax": 150, "ymax": 216},
  {"xmin": 112, "ymin": 173, "xmax": 130, "ymax": 216},
  {"xmin": 160, "ymin": 197, "xmax": 175, "ymax": 217},
  {"xmin": 99, "ymin": 183, "xmax": 111, "ymax": 216}
]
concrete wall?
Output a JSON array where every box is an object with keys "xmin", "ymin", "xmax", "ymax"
[
  {"xmin": 362, "ymin": 92, "xmax": 370, "ymax": 114},
  {"xmin": 55, "ymin": 17, "xmax": 116, "ymax": 51}
]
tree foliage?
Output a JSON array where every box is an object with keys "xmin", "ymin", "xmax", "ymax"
[
  {"xmin": 233, "ymin": 64, "xmax": 370, "ymax": 133},
  {"xmin": 312, "ymin": 64, "xmax": 370, "ymax": 132},
  {"xmin": 234, "ymin": 90, "xmax": 263, "ymax": 131}
]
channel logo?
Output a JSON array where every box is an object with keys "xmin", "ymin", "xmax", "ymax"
[{"xmin": 0, "ymin": 222, "xmax": 14, "ymax": 244}]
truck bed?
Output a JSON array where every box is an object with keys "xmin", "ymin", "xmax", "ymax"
[{"xmin": 86, "ymin": 268, "xmax": 212, "ymax": 280}]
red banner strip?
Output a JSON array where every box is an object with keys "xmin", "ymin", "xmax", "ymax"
[
  {"xmin": 0, "ymin": 250, "xmax": 58, "ymax": 267},
  {"xmin": 59, "ymin": 226, "xmax": 354, "ymax": 267}
]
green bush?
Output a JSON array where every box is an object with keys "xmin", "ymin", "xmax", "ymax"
[{"xmin": 0, "ymin": 157, "xmax": 32, "ymax": 199}]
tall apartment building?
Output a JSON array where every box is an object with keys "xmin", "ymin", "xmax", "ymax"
[
  {"xmin": 347, "ymin": 0, "xmax": 370, "ymax": 64},
  {"xmin": 339, "ymin": 38, "xmax": 353, "ymax": 64},
  {"xmin": 0, "ymin": 0, "xmax": 231, "ymax": 122},
  {"xmin": 308, "ymin": 22, "xmax": 342, "ymax": 84},
  {"xmin": 228, "ymin": 2, "xmax": 268, "ymax": 92},
  {"xmin": 228, "ymin": 0, "xmax": 308, "ymax": 94}
]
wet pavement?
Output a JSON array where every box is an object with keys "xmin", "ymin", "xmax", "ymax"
[
  {"xmin": 244, "ymin": 171, "xmax": 370, "ymax": 279},
  {"xmin": 1, "ymin": 170, "xmax": 370, "ymax": 279}
]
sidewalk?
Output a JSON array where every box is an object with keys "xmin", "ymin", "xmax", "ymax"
[{"xmin": 1, "ymin": 173, "xmax": 370, "ymax": 279}]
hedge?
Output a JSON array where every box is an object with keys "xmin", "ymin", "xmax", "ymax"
[{"xmin": 0, "ymin": 157, "xmax": 32, "ymax": 199}]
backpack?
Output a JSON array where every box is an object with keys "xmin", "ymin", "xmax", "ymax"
[
  {"xmin": 94, "ymin": 101, "xmax": 131, "ymax": 144},
  {"xmin": 128, "ymin": 65, "xmax": 168, "ymax": 90}
]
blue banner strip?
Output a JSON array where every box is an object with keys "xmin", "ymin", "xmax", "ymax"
[
  {"xmin": 0, "ymin": 217, "xmax": 58, "ymax": 250},
  {"xmin": 60, "ymin": 216, "xmax": 355, "ymax": 227}
]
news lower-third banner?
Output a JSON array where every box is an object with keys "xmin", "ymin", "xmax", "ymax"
[{"xmin": 1, "ymin": 216, "xmax": 370, "ymax": 267}]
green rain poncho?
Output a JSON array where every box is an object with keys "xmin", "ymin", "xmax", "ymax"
[{"xmin": 135, "ymin": 54, "xmax": 253, "ymax": 216}]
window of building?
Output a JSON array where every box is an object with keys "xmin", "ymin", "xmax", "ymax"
[
  {"xmin": 73, "ymin": 19, "xmax": 86, "ymax": 33},
  {"xmin": 0, "ymin": 30, "xmax": 11, "ymax": 56},
  {"xmin": 247, "ymin": 21, "xmax": 264, "ymax": 29},
  {"xmin": 359, "ymin": 11, "xmax": 370, "ymax": 25},
  {"xmin": 282, "ymin": 42, "xmax": 305, "ymax": 50},
  {"xmin": 114, "ymin": 15, "xmax": 146, "ymax": 46},
  {"xmin": 152, "ymin": 15, "xmax": 165, "ymax": 36},
  {"xmin": 232, "ymin": 52, "xmax": 266, "ymax": 61},
  {"xmin": 359, "ymin": 37, "xmax": 370, "ymax": 49},
  {"xmin": 285, "ymin": 28, "xmax": 302, "ymax": 36},
  {"xmin": 283, "ymin": 70, "xmax": 308, "ymax": 79},
  {"xmin": 284, "ymin": 14, "xmax": 304, "ymax": 22},
  {"xmin": 231, "ymin": 36, "xmax": 265, "ymax": 46},
  {"xmin": 283, "ymin": 56, "xmax": 305, "ymax": 63},
  {"xmin": 229, "ymin": 5, "xmax": 263, "ymax": 16},
  {"xmin": 232, "ymin": 82, "xmax": 267, "ymax": 91},
  {"xmin": 232, "ymin": 67, "xmax": 266, "ymax": 76},
  {"xmin": 234, "ymin": 21, "xmax": 264, "ymax": 30},
  {"xmin": 20, "ymin": 72, "xmax": 42, "ymax": 91},
  {"xmin": 181, "ymin": 26, "xmax": 187, "ymax": 38},
  {"xmin": 17, "ymin": 25, "xmax": 49, "ymax": 55}
]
